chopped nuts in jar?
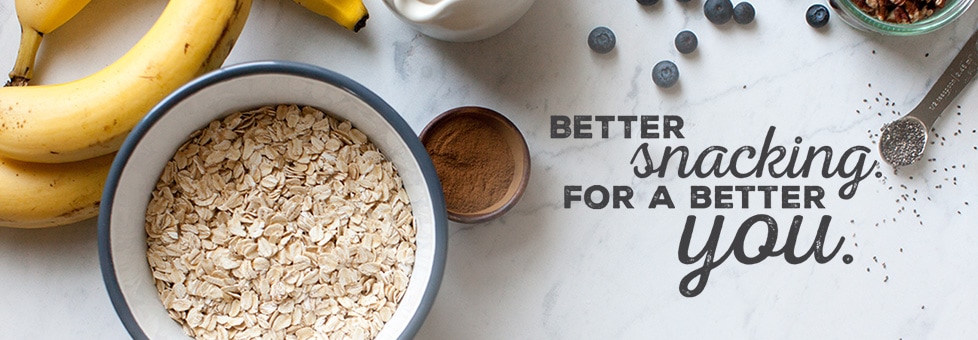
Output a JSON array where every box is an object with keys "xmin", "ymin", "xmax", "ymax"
[
  {"xmin": 145, "ymin": 105, "xmax": 417, "ymax": 340},
  {"xmin": 850, "ymin": 0, "xmax": 946, "ymax": 23}
]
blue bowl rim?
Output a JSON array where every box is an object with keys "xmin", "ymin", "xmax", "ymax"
[{"xmin": 97, "ymin": 60, "xmax": 448, "ymax": 340}]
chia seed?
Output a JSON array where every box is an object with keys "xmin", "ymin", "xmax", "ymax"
[{"xmin": 879, "ymin": 116, "xmax": 927, "ymax": 167}]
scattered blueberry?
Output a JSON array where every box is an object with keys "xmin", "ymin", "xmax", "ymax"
[
  {"xmin": 587, "ymin": 26, "xmax": 616, "ymax": 54},
  {"xmin": 704, "ymin": 0, "xmax": 734, "ymax": 25},
  {"xmin": 674, "ymin": 30, "xmax": 698, "ymax": 54},
  {"xmin": 733, "ymin": 2, "xmax": 755, "ymax": 24},
  {"xmin": 637, "ymin": 0, "xmax": 660, "ymax": 5},
  {"xmin": 806, "ymin": 4, "xmax": 829, "ymax": 28},
  {"xmin": 652, "ymin": 60, "xmax": 679, "ymax": 88}
]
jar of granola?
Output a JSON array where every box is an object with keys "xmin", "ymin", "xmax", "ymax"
[{"xmin": 829, "ymin": 0, "xmax": 974, "ymax": 36}]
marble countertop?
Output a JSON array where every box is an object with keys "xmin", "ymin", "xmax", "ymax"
[{"xmin": 2, "ymin": 0, "xmax": 978, "ymax": 338}]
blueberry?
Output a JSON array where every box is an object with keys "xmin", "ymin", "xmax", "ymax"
[
  {"xmin": 588, "ymin": 26, "xmax": 616, "ymax": 54},
  {"xmin": 652, "ymin": 60, "xmax": 679, "ymax": 88},
  {"xmin": 704, "ymin": 0, "xmax": 734, "ymax": 25},
  {"xmin": 674, "ymin": 30, "xmax": 698, "ymax": 54},
  {"xmin": 637, "ymin": 0, "xmax": 659, "ymax": 5},
  {"xmin": 806, "ymin": 4, "xmax": 829, "ymax": 28},
  {"xmin": 733, "ymin": 2, "xmax": 755, "ymax": 24}
]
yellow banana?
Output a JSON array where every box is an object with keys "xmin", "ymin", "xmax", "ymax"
[
  {"xmin": 0, "ymin": 0, "xmax": 252, "ymax": 163},
  {"xmin": 293, "ymin": 0, "xmax": 369, "ymax": 32},
  {"xmin": 8, "ymin": 0, "xmax": 93, "ymax": 86},
  {"xmin": 0, "ymin": 153, "xmax": 114, "ymax": 228}
]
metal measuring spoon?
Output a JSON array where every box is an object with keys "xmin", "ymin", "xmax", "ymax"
[{"xmin": 879, "ymin": 28, "xmax": 978, "ymax": 168}]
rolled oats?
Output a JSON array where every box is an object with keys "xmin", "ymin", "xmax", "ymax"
[{"xmin": 146, "ymin": 105, "xmax": 417, "ymax": 340}]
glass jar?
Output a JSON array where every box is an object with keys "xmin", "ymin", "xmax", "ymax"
[{"xmin": 828, "ymin": 0, "xmax": 975, "ymax": 36}]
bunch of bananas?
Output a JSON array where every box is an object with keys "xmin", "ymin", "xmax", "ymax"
[{"xmin": 0, "ymin": 0, "xmax": 370, "ymax": 228}]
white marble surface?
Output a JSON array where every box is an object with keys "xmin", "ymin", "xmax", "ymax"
[{"xmin": 3, "ymin": 0, "xmax": 978, "ymax": 338}]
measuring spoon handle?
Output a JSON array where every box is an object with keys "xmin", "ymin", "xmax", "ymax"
[{"xmin": 909, "ymin": 28, "xmax": 978, "ymax": 127}]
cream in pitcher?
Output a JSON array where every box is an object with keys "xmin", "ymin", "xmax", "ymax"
[{"xmin": 383, "ymin": 0, "xmax": 535, "ymax": 42}]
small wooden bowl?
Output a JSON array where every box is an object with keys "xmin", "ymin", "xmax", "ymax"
[{"xmin": 420, "ymin": 106, "xmax": 530, "ymax": 224}]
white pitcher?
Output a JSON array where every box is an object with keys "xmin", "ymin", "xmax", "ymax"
[{"xmin": 383, "ymin": 0, "xmax": 536, "ymax": 42}]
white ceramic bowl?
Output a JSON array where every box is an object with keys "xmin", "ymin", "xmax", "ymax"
[
  {"xmin": 98, "ymin": 61, "xmax": 447, "ymax": 339},
  {"xmin": 382, "ymin": 0, "xmax": 536, "ymax": 42}
]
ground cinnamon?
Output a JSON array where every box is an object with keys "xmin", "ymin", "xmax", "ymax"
[{"xmin": 425, "ymin": 115, "xmax": 515, "ymax": 213}]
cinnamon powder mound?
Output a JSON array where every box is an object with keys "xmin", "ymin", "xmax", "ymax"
[{"xmin": 425, "ymin": 116, "xmax": 515, "ymax": 213}]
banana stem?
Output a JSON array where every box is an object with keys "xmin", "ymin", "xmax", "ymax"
[{"xmin": 6, "ymin": 23, "xmax": 43, "ymax": 87}]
